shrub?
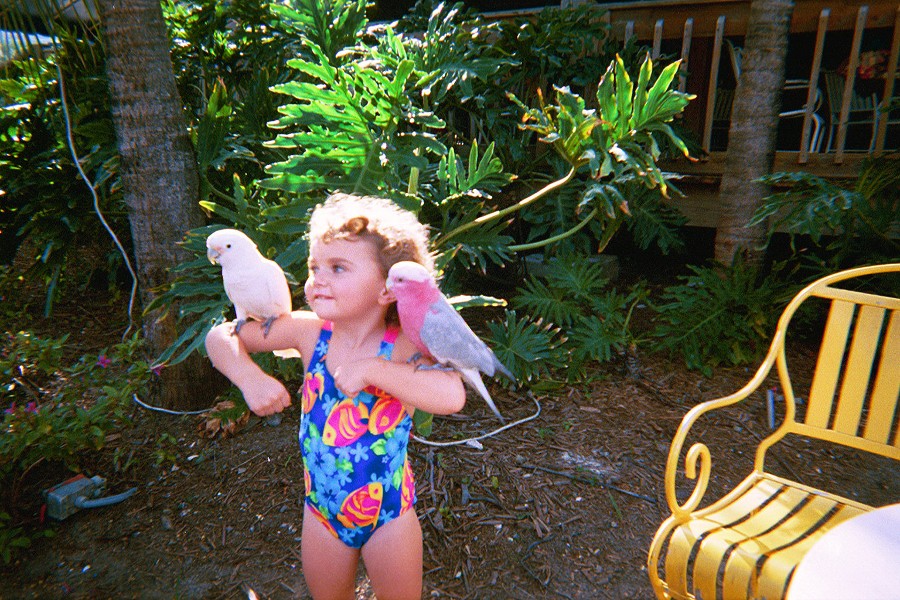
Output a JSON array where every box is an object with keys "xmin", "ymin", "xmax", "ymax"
[
  {"xmin": 753, "ymin": 154, "xmax": 900, "ymax": 276},
  {"xmin": 1, "ymin": 332, "xmax": 150, "ymax": 481},
  {"xmin": 0, "ymin": 330, "xmax": 152, "ymax": 563},
  {"xmin": 512, "ymin": 255, "xmax": 648, "ymax": 379},
  {"xmin": 650, "ymin": 260, "xmax": 792, "ymax": 375}
]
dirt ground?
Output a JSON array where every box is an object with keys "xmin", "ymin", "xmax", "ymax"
[{"xmin": 3, "ymin": 261, "xmax": 898, "ymax": 599}]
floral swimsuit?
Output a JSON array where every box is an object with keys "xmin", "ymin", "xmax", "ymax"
[{"xmin": 299, "ymin": 321, "xmax": 416, "ymax": 548}]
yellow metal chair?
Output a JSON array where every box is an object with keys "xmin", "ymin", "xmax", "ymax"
[{"xmin": 647, "ymin": 263, "xmax": 900, "ymax": 600}]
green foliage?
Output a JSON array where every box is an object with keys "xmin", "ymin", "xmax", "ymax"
[
  {"xmin": 391, "ymin": 2, "xmax": 511, "ymax": 107},
  {"xmin": 650, "ymin": 260, "xmax": 792, "ymax": 375},
  {"xmin": 496, "ymin": 54, "xmax": 692, "ymax": 256},
  {"xmin": 512, "ymin": 256, "xmax": 648, "ymax": 378},
  {"xmin": 1, "ymin": 331, "xmax": 67, "ymax": 382},
  {"xmin": 513, "ymin": 55, "xmax": 692, "ymax": 192},
  {"xmin": 465, "ymin": 3, "xmax": 618, "ymax": 170},
  {"xmin": 0, "ymin": 35, "xmax": 123, "ymax": 314},
  {"xmin": 0, "ymin": 510, "xmax": 51, "ymax": 565},
  {"xmin": 270, "ymin": 0, "xmax": 367, "ymax": 61},
  {"xmin": 152, "ymin": 432, "xmax": 180, "ymax": 468},
  {"xmin": 484, "ymin": 310, "xmax": 566, "ymax": 384},
  {"xmin": 1, "ymin": 332, "xmax": 150, "ymax": 480},
  {"xmin": 0, "ymin": 331, "xmax": 149, "ymax": 564},
  {"xmin": 264, "ymin": 43, "xmax": 442, "ymax": 197},
  {"xmin": 753, "ymin": 154, "xmax": 900, "ymax": 273},
  {"xmin": 625, "ymin": 185, "xmax": 687, "ymax": 254},
  {"xmin": 6, "ymin": 0, "xmax": 695, "ymax": 383}
]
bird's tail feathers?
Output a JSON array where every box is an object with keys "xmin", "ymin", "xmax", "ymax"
[
  {"xmin": 461, "ymin": 368, "xmax": 505, "ymax": 423},
  {"xmin": 493, "ymin": 356, "xmax": 516, "ymax": 383}
]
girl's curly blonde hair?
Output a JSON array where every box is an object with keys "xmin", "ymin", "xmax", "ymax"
[{"xmin": 307, "ymin": 193, "xmax": 435, "ymax": 275}]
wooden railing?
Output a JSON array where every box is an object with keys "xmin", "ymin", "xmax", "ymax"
[{"xmin": 486, "ymin": 0, "xmax": 900, "ymax": 169}]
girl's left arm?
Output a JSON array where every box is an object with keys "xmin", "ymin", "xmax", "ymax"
[{"xmin": 332, "ymin": 336, "xmax": 466, "ymax": 415}]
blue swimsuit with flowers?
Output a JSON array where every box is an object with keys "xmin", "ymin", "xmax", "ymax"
[{"xmin": 299, "ymin": 321, "xmax": 417, "ymax": 548}]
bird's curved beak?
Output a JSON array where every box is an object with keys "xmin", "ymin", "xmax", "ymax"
[{"xmin": 207, "ymin": 247, "xmax": 220, "ymax": 264}]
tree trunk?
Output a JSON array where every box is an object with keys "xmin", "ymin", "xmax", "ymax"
[
  {"xmin": 96, "ymin": 0, "xmax": 217, "ymax": 409},
  {"xmin": 714, "ymin": 0, "xmax": 795, "ymax": 265}
]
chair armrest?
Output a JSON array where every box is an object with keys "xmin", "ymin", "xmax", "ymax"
[{"xmin": 663, "ymin": 347, "xmax": 780, "ymax": 518}]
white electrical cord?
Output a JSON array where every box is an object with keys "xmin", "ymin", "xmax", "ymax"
[
  {"xmin": 134, "ymin": 389, "xmax": 543, "ymax": 444},
  {"xmin": 132, "ymin": 393, "xmax": 212, "ymax": 415},
  {"xmin": 56, "ymin": 62, "xmax": 139, "ymax": 340},
  {"xmin": 413, "ymin": 392, "xmax": 542, "ymax": 447}
]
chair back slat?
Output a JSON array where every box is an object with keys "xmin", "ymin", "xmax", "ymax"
[
  {"xmin": 864, "ymin": 310, "xmax": 900, "ymax": 446},
  {"xmin": 805, "ymin": 300, "xmax": 855, "ymax": 429},
  {"xmin": 833, "ymin": 305, "xmax": 886, "ymax": 435}
]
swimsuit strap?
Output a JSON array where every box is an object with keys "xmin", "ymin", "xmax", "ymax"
[
  {"xmin": 379, "ymin": 325, "xmax": 399, "ymax": 360},
  {"xmin": 308, "ymin": 321, "xmax": 334, "ymax": 367}
]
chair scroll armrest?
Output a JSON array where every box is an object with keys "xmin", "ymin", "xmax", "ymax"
[{"xmin": 663, "ymin": 360, "xmax": 777, "ymax": 518}]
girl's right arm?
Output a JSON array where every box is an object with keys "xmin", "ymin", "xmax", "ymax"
[{"xmin": 204, "ymin": 311, "xmax": 321, "ymax": 415}]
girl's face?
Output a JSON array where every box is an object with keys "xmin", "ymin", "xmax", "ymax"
[{"xmin": 304, "ymin": 238, "xmax": 391, "ymax": 321}]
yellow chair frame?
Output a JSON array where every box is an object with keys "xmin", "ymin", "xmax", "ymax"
[{"xmin": 647, "ymin": 263, "xmax": 900, "ymax": 600}]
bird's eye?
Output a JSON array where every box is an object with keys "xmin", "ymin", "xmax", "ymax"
[{"xmin": 226, "ymin": 244, "xmax": 231, "ymax": 248}]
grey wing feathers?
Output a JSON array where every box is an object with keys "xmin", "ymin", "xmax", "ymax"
[{"xmin": 419, "ymin": 298, "xmax": 500, "ymax": 376}]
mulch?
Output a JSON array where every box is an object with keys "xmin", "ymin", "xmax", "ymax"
[{"xmin": 4, "ymin": 258, "xmax": 899, "ymax": 599}]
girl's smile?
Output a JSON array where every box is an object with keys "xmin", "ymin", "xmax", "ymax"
[{"xmin": 305, "ymin": 238, "xmax": 390, "ymax": 320}]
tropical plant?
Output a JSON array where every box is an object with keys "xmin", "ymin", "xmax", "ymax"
[
  {"xmin": 0, "ymin": 331, "xmax": 150, "ymax": 481},
  {"xmin": 512, "ymin": 256, "xmax": 649, "ymax": 378},
  {"xmin": 650, "ymin": 259, "xmax": 792, "ymax": 375},
  {"xmin": 0, "ymin": 510, "xmax": 51, "ymax": 565},
  {"xmin": 752, "ymin": 154, "xmax": 900, "ymax": 274},
  {"xmin": 457, "ymin": 2, "xmax": 618, "ymax": 172},
  {"xmin": 154, "ymin": 1, "xmax": 694, "ymax": 369},
  {"xmin": 6, "ymin": 0, "xmax": 697, "ymax": 396},
  {"xmin": 445, "ymin": 54, "xmax": 693, "ymax": 258},
  {"xmin": 0, "ymin": 32, "xmax": 123, "ymax": 314},
  {"xmin": 485, "ymin": 309, "xmax": 566, "ymax": 386}
]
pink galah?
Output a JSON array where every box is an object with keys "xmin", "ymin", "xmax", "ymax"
[{"xmin": 386, "ymin": 261, "xmax": 514, "ymax": 422}]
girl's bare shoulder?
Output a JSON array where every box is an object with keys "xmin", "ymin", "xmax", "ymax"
[
  {"xmin": 391, "ymin": 329, "xmax": 426, "ymax": 364},
  {"xmin": 290, "ymin": 310, "xmax": 326, "ymax": 356}
]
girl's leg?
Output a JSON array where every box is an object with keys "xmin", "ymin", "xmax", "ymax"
[
  {"xmin": 360, "ymin": 508, "xmax": 423, "ymax": 600},
  {"xmin": 301, "ymin": 505, "xmax": 360, "ymax": 600}
]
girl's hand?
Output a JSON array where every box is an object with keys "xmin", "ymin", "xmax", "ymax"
[
  {"xmin": 332, "ymin": 358, "xmax": 382, "ymax": 398},
  {"xmin": 239, "ymin": 374, "xmax": 292, "ymax": 416}
]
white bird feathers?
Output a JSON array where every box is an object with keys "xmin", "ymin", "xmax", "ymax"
[
  {"xmin": 386, "ymin": 261, "xmax": 515, "ymax": 422},
  {"xmin": 206, "ymin": 228, "xmax": 292, "ymax": 337}
]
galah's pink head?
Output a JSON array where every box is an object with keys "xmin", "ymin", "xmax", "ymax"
[{"xmin": 386, "ymin": 261, "xmax": 436, "ymax": 299}]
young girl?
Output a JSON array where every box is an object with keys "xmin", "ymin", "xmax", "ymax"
[{"xmin": 205, "ymin": 193, "xmax": 466, "ymax": 600}]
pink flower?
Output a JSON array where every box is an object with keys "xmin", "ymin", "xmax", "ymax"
[
  {"xmin": 838, "ymin": 50, "xmax": 889, "ymax": 80},
  {"xmin": 97, "ymin": 355, "xmax": 112, "ymax": 368}
]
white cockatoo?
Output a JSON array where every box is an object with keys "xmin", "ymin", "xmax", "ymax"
[
  {"xmin": 386, "ymin": 261, "xmax": 515, "ymax": 422},
  {"xmin": 206, "ymin": 229, "xmax": 292, "ymax": 337}
]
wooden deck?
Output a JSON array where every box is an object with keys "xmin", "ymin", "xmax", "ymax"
[{"xmin": 487, "ymin": 1, "xmax": 899, "ymax": 227}]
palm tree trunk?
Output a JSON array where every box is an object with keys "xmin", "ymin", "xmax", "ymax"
[
  {"xmin": 714, "ymin": 0, "xmax": 795, "ymax": 265},
  {"xmin": 96, "ymin": 0, "xmax": 218, "ymax": 409}
]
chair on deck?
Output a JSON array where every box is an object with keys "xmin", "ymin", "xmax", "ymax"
[
  {"xmin": 710, "ymin": 88, "xmax": 735, "ymax": 150},
  {"xmin": 647, "ymin": 263, "xmax": 900, "ymax": 600},
  {"xmin": 821, "ymin": 70, "xmax": 887, "ymax": 152},
  {"xmin": 726, "ymin": 41, "xmax": 825, "ymax": 152}
]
